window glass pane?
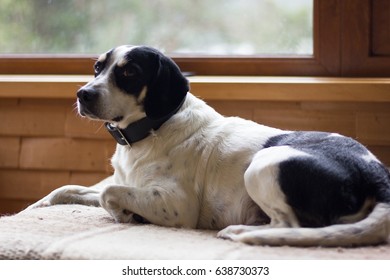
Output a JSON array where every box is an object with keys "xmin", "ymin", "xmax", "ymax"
[{"xmin": 0, "ymin": 0, "xmax": 313, "ymax": 55}]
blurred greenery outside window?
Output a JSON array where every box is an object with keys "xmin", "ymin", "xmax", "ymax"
[{"xmin": 0, "ymin": 0, "xmax": 313, "ymax": 56}]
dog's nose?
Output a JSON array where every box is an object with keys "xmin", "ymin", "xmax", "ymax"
[{"xmin": 77, "ymin": 88, "xmax": 98, "ymax": 104}]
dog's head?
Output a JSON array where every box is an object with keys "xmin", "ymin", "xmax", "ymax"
[{"xmin": 77, "ymin": 46, "xmax": 189, "ymax": 128}]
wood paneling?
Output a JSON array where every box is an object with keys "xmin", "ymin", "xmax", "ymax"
[
  {"xmin": 0, "ymin": 199, "xmax": 31, "ymax": 215},
  {"xmin": 19, "ymin": 138, "xmax": 115, "ymax": 172},
  {"xmin": 341, "ymin": 0, "xmax": 390, "ymax": 76},
  {"xmin": 0, "ymin": 170, "xmax": 70, "ymax": 200},
  {"xmin": 1, "ymin": 78, "xmax": 390, "ymax": 215},
  {"xmin": 372, "ymin": 0, "xmax": 390, "ymax": 55},
  {"xmin": 356, "ymin": 112, "xmax": 390, "ymax": 145},
  {"xmin": 190, "ymin": 77, "xmax": 390, "ymax": 102},
  {"xmin": 2, "ymin": 75, "xmax": 390, "ymax": 102},
  {"xmin": 368, "ymin": 146, "xmax": 390, "ymax": 166},
  {"xmin": 253, "ymin": 108, "xmax": 355, "ymax": 137},
  {"xmin": 0, "ymin": 137, "xmax": 20, "ymax": 168},
  {"xmin": 0, "ymin": 99, "xmax": 68, "ymax": 136},
  {"xmin": 65, "ymin": 109, "xmax": 111, "ymax": 139}
]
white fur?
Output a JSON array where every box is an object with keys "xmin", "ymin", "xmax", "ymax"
[{"xmin": 105, "ymin": 94, "xmax": 284, "ymax": 229}]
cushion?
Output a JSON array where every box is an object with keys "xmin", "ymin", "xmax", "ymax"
[{"xmin": 0, "ymin": 205, "xmax": 389, "ymax": 259}]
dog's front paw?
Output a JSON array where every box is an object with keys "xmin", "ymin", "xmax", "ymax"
[
  {"xmin": 100, "ymin": 185, "xmax": 133, "ymax": 223},
  {"xmin": 22, "ymin": 187, "xmax": 66, "ymax": 212},
  {"xmin": 23, "ymin": 199, "xmax": 52, "ymax": 212}
]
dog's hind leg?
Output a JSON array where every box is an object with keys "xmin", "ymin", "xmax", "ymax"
[{"xmin": 218, "ymin": 146, "xmax": 308, "ymax": 239}]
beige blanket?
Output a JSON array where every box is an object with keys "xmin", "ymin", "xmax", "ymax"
[{"xmin": 0, "ymin": 205, "xmax": 389, "ymax": 260}]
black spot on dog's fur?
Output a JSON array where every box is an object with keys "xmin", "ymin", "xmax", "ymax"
[{"xmin": 264, "ymin": 131, "xmax": 390, "ymax": 227}]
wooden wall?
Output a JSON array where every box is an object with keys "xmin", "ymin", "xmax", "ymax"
[
  {"xmin": 0, "ymin": 98, "xmax": 115, "ymax": 214},
  {"xmin": 1, "ymin": 82, "xmax": 390, "ymax": 215},
  {"xmin": 208, "ymin": 100, "xmax": 390, "ymax": 165}
]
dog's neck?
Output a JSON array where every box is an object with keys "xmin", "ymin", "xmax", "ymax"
[{"xmin": 105, "ymin": 95, "xmax": 187, "ymax": 147}]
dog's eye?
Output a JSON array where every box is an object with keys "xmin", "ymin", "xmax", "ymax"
[
  {"xmin": 94, "ymin": 62, "xmax": 103, "ymax": 76},
  {"xmin": 123, "ymin": 68, "xmax": 136, "ymax": 77}
]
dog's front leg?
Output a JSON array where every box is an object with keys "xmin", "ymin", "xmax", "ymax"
[{"xmin": 100, "ymin": 185, "xmax": 199, "ymax": 228}]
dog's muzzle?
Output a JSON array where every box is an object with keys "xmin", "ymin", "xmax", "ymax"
[{"xmin": 76, "ymin": 88, "xmax": 100, "ymax": 118}]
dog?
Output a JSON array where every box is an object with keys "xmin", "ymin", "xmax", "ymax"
[{"xmin": 26, "ymin": 45, "xmax": 390, "ymax": 247}]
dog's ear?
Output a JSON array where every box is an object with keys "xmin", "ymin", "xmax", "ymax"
[{"xmin": 143, "ymin": 48, "xmax": 189, "ymax": 120}]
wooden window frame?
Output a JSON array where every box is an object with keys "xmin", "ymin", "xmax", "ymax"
[
  {"xmin": 341, "ymin": 0, "xmax": 390, "ymax": 76},
  {"xmin": 0, "ymin": 0, "xmax": 388, "ymax": 77}
]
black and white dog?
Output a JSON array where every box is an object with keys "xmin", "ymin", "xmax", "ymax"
[{"xmin": 27, "ymin": 46, "xmax": 390, "ymax": 247}]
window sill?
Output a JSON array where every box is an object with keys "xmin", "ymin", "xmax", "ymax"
[{"xmin": 0, "ymin": 75, "xmax": 389, "ymax": 102}]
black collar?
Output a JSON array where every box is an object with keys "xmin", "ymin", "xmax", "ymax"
[
  {"xmin": 105, "ymin": 117, "xmax": 167, "ymax": 146},
  {"xmin": 105, "ymin": 98, "xmax": 186, "ymax": 147}
]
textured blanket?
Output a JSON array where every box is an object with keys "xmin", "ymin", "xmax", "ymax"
[{"xmin": 0, "ymin": 205, "xmax": 389, "ymax": 260}]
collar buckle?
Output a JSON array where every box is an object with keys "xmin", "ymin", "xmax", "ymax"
[{"xmin": 105, "ymin": 123, "xmax": 132, "ymax": 147}]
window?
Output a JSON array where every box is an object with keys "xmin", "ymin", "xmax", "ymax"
[
  {"xmin": 1, "ymin": 0, "xmax": 389, "ymax": 76},
  {"xmin": 0, "ymin": 0, "xmax": 313, "ymax": 56}
]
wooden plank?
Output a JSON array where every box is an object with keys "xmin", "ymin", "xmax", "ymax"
[
  {"xmin": 20, "ymin": 138, "xmax": 116, "ymax": 172},
  {"xmin": 341, "ymin": 0, "xmax": 390, "ymax": 76},
  {"xmin": 65, "ymin": 109, "xmax": 111, "ymax": 139},
  {"xmin": 0, "ymin": 99, "xmax": 69, "ymax": 136},
  {"xmin": 0, "ymin": 75, "xmax": 91, "ymax": 98},
  {"xmin": 0, "ymin": 199, "xmax": 31, "ymax": 215},
  {"xmin": 253, "ymin": 108, "xmax": 356, "ymax": 137},
  {"xmin": 367, "ymin": 145, "xmax": 390, "ymax": 166},
  {"xmin": 301, "ymin": 101, "xmax": 390, "ymax": 113},
  {"xmin": 190, "ymin": 76, "xmax": 390, "ymax": 102},
  {"xmin": 372, "ymin": 0, "xmax": 390, "ymax": 56},
  {"xmin": 1, "ymin": 75, "xmax": 390, "ymax": 102},
  {"xmin": 0, "ymin": 137, "xmax": 20, "ymax": 168},
  {"xmin": 0, "ymin": 170, "xmax": 70, "ymax": 200},
  {"xmin": 356, "ymin": 112, "xmax": 390, "ymax": 145}
]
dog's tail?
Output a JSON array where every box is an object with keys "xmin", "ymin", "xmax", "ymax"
[{"xmin": 229, "ymin": 202, "xmax": 390, "ymax": 247}]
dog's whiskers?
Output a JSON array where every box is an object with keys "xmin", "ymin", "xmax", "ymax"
[
  {"xmin": 95, "ymin": 122, "xmax": 105, "ymax": 134},
  {"xmin": 71, "ymin": 102, "xmax": 78, "ymax": 112}
]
